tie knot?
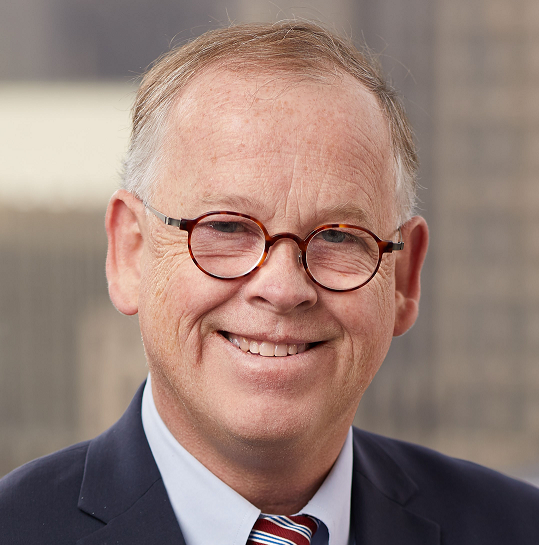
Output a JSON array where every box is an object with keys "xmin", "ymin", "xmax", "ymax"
[{"xmin": 248, "ymin": 514, "xmax": 320, "ymax": 545}]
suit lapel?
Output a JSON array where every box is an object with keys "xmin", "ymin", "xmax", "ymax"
[
  {"xmin": 351, "ymin": 429, "xmax": 441, "ymax": 545},
  {"xmin": 77, "ymin": 480, "xmax": 185, "ymax": 545},
  {"xmin": 76, "ymin": 382, "xmax": 186, "ymax": 545}
]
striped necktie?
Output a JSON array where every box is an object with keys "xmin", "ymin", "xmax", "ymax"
[{"xmin": 247, "ymin": 514, "xmax": 320, "ymax": 545}]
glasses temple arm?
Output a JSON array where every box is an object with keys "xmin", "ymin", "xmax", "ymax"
[
  {"xmin": 387, "ymin": 227, "xmax": 404, "ymax": 252},
  {"xmin": 145, "ymin": 203, "xmax": 183, "ymax": 228}
]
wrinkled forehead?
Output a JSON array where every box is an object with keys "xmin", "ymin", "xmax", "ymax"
[{"xmin": 158, "ymin": 66, "xmax": 396, "ymax": 228}]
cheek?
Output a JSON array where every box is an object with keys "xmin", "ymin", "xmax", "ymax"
[
  {"xmin": 340, "ymin": 274, "xmax": 394, "ymax": 339},
  {"xmin": 139, "ymin": 255, "xmax": 210, "ymax": 363},
  {"xmin": 137, "ymin": 252, "xmax": 232, "ymax": 365},
  {"xmin": 336, "ymin": 275, "xmax": 395, "ymax": 392}
]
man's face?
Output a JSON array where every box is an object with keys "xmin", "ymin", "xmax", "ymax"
[{"xmin": 138, "ymin": 68, "xmax": 397, "ymax": 454}]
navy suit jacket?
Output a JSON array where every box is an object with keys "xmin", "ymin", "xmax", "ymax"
[{"xmin": 2, "ymin": 382, "xmax": 539, "ymax": 544}]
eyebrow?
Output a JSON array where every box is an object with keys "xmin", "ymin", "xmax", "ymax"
[
  {"xmin": 318, "ymin": 202, "xmax": 371, "ymax": 226},
  {"xmin": 199, "ymin": 194, "xmax": 266, "ymax": 213},
  {"xmin": 198, "ymin": 194, "xmax": 371, "ymax": 227}
]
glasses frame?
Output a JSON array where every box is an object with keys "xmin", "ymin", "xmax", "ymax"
[{"xmin": 145, "ymin": 204, "xmax": 404, "ymax": 292}]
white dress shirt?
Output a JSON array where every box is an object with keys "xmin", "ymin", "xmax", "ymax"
[{"xmin": 141, "ymin": 374, "xmax": 354, "ymax": 545}]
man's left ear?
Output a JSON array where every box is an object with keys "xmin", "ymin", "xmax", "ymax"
[{"xmin": 393, "ymin": 215, "xmax": 429, "ymax": 336}]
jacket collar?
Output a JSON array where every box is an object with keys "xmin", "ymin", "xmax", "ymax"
[
  {"xmin": 351, "ymin": 429, "xmax": 441, "ymax": 545},
  {"xmin": 76, "ymin": 382, "xmax": 185, "ymax": 544}
]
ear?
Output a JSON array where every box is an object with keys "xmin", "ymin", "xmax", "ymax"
[
  {"xmin": 105, "ymin": 189, "xmax": 146, "ymax": 315},
  {"xmin": 393, "ymin": 215, "xmax": 429, "ymax": 336}
]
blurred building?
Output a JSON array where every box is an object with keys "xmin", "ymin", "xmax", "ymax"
[
  {"xmin": 0, "ymin": 0, "xmax": 538, "ymax": 480},
  {"xmin": 357, "ymin": 0, "xmax": 539, "ymax": 473}
]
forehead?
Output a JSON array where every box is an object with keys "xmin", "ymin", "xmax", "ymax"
[{"xmin": 159, "ymin": 66, "xmax": 395, "ymax": 229}]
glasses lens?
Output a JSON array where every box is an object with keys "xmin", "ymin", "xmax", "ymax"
[
  {"xmin": 189, "ymin": 214, "xmax": 265, "ymax": 278},
  {"xmin": 307, "ymin": 227, "xmax": 380, "ymax": 290}
]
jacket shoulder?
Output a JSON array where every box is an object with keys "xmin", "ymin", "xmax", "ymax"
[
  {"xmin": 0, "ymin": 441, "xmax": 103, "ymax": 543},
  {"xmin": 355, "ymin": 428, "xmax": 539, "ymax": 495},
  {"xmin": 353, "ymin": 428, "xmax": 539, "ymax": 541}
]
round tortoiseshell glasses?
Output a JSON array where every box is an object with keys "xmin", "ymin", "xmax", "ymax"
[{"xmin": 145, "ymin": 204, "xmax": 404, "ymax": 292}]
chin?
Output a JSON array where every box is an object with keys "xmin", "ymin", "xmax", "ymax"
[{"xmin": 212, "ymin": 393, "xmax": 334, "ymax": 450}]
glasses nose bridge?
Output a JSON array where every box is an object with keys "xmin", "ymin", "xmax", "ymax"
[{"xmin": 265, "ymin": 232, "xmax": 307, "ymax": 264}]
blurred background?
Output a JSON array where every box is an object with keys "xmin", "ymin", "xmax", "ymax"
[{"xmin": 1, "ymin": 0, "xmax": 538, "ymax": 483}]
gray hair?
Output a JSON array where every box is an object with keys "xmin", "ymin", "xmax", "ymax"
[{"xmin": 122, "ymin": 21, "xmax": 418, "ymax": 225}]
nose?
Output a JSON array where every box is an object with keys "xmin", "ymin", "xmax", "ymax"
[{"xmin": 243, "ymin": 239, "xmax": 318, "ymax": 314}]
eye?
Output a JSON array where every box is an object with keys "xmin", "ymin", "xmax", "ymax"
[
  {"xmin": 320, "ymin": 229, "xmax": 347, "ymax": 243},
  {"xmin": 208, "ymin": 221, "xmax": 245, "ymax": 233}
]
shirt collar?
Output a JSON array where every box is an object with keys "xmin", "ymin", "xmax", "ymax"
[{"xmin": 142, "ymin": 374, "xmax": 353, "ymax": 545}]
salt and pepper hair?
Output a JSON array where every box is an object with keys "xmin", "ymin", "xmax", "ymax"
[{"xmin": 122, "ymin": 21, "xmax": 418, "ymax": 225}]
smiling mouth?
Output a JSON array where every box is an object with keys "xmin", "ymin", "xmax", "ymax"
[{"xmin": 220, "ymin": 332, "xmax": 319, "ymax": 357}]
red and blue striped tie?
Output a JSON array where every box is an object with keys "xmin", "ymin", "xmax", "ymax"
[{"xmin": 247, "ymin": 514, "xmax": 319, "ymax": 545}]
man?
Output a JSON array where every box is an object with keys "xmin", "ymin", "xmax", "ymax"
[{"xmin": 1, "ymin": 21, "xmax": 538, "ymax": 544}]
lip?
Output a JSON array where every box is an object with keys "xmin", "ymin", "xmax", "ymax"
[{"xmin": 214, "ymin": 330, "xmax": 330, "ymax": 390}]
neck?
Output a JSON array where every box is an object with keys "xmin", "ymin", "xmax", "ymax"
[{"xmin": 152, "ymin": 380, "xmax": 350, "ymax": 514}]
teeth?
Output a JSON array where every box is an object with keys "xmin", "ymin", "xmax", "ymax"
[
  {"xmin": 259, "ymin": 342, "xmax": 274, "ymax": 357},
  {"xmin": 226, "ymin": 333, "xmax": 311, "ymax": 357}
]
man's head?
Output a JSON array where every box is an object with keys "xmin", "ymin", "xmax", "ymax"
[{"xmin": 105, "ymin": 21, "xmax": 428, "ymax": 509}]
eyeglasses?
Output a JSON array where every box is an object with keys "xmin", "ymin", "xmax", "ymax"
[{"xmin": 145, "ymin": 204, "xmax": 404, "ymax": 292}]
